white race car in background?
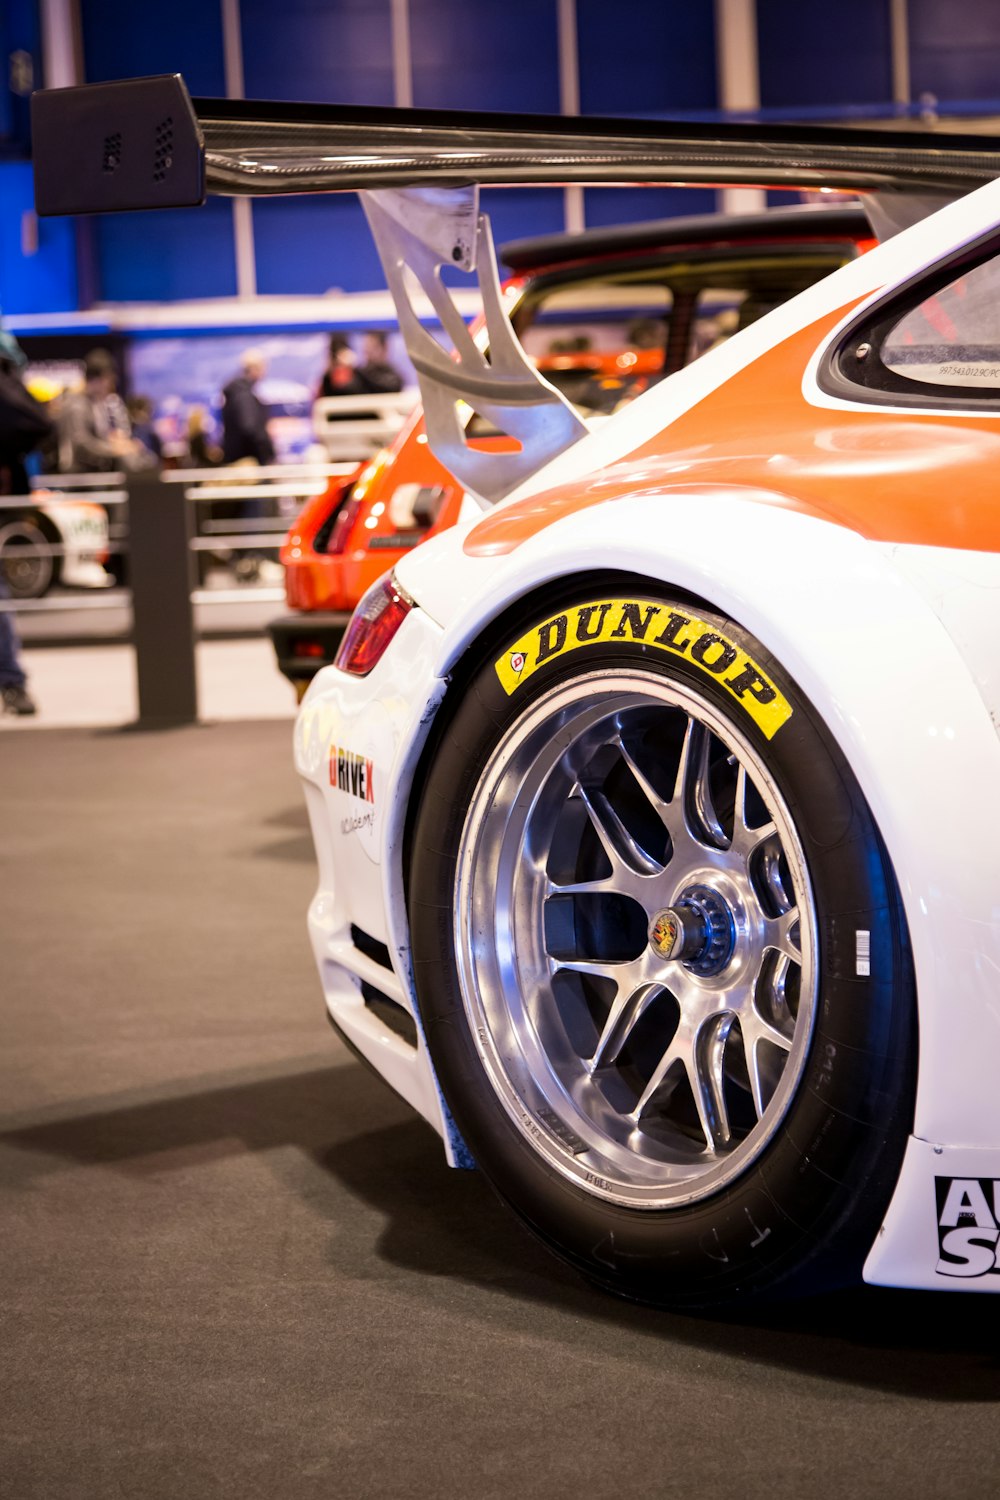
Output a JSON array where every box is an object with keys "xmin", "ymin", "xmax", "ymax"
[
  {"xmin": 32, "ymin": 77, "xmax": 1000, "ymax": 1306},
  {"xmin": 0, "ymin": 494, "xmax": 110, "ymax": 599}
]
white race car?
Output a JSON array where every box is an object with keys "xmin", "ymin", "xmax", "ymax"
[
  {"xmin": 0, "ymin": 494, "xmax": 110, "ymax": 599},
  {"xmin": 34, "ymin": 79, "xmax": 1000, "ymax": 1305}
]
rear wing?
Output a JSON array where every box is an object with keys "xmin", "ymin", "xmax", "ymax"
[
  {"xmin": 31, "ymin": 74, "xmax": 1000, "ymax": 212},
  {"xmin": 32, "ymin": 74, "xmax": 1000, "ymax": 501}
]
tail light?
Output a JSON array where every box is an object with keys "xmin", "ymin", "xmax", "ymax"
[
  {"xmin": 335, "ymin": 572, "xmax": 415, "ymax": 676},
  {"xmin": 320, "ymin": 493, "xmax": 362, "ymax": 554}
]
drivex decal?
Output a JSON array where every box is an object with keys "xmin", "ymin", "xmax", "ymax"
[
  {"xmin": 329, "ymin": 742, "xmax": 375, "ymax": 804},
  {"xmin": 495, "ymin": 598, "xmax": 792, "ymax": 739}
]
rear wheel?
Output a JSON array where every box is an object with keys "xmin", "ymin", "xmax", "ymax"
[
  {"xmin": 0, "ymin": 515, "xmax": 58, "ymax": 599},
  {"xmin": 409, "ymin": 587, "xmax": 915, "ymax": 1307}
]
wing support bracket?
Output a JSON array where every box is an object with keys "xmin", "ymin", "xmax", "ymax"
[{"xmin": 361, "ymin": 186, "xmax": 587, "ymax": 506}]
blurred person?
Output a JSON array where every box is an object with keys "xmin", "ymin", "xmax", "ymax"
[
  {"xmin": 0, "ymin": 328, "xmax": 52, "ymax": 716},
  {"xmin": 317, "ymin": 332, "xmax": 366, "ymax": 398},
  {"xmin": 356, "ymin": 329, "xmax": 403, "ymax": 394},
  {"xmin": 221, "ymin": 349, "xmax": 275, "ymax": 466},
  {"xmin": 56, "ymin": 348, "xmax": 154, "ymax": 473},
  {"xmin": 185, "ymin": 406, "xmax": 226, "ymax": 586},
  {"xmin": 219, "ymin": 351, "xmax": 277, "ymax": 583},
  {"xmin": 126, "ymin": 395, "xmax": 163, "ymax": 462},
  {"xmin": 185, "ymin": 405, "xmax": 222, "ymax": 468}
]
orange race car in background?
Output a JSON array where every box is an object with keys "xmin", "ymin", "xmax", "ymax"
[{"xmin": 269, "ymin": 203, "xmax": 874, "ymax": 692}]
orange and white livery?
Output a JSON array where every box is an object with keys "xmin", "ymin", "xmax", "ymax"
[{"xmin": 297, "ymin": 175, "xmax": 1000, "ymax": 1306}]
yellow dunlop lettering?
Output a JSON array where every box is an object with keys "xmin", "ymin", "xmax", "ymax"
[{"xmin": 494, "ymin": 598, "xmax": 792, "ymax": 739}]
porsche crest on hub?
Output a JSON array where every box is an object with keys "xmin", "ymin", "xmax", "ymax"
[{"xmin": 649, "ymin": 909, "xmax": 683, "ymax": 961}]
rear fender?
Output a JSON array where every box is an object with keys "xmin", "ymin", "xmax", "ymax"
[{"xmin": 394, "ymin": 488, "xmax": 1000, "ymax": 1154}]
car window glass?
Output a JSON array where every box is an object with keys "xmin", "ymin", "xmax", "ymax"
[
  {"xmin": 689, "ymin": 288, "xmax": 749, "ymax": 361},
  {"xmin": 882, "ymin": 257, "xmax": 1000, "ymax": 389},
  {"xmin": 517, "ymin": 280, "xmax": 672, "ymax": 416}
]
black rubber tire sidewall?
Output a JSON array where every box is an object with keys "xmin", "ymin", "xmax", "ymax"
[
  {"xmin": 0, "ymin": 516, "xmax": 55, "ymax": 600},
  {"xmin": 409, "ymin": 585, "xmax": 915, "ymax": 1308}
]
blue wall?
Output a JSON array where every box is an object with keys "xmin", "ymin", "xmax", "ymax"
[
  {"xmin": 578, "ymin": 3, "xmax": 718, "ymax": 229},
  {"xmin": 81, "ymin": 0, "xmax": 234, "ymax": 302},
  {"xmin": 241, "ymin": 0, "xmax": 394, "ymax": 104},
  {"xmin": 9, "ymin": 0, "xmax": 1000, "ymax": 316},
  {"xmin": 410, "ymin": 0, "xmax": 559, "ymax": 112},
  {"xmin": 81, "ymin": 0, "xmax": 227, "ymax": 96},
  {"xmin": 577, "ymin": 1, "xmax": 717, "ymax": 115},
  {"xmin": 0, "ymin": 0, "xmax": 41, "ymax": 153},
  {"xmin": 0, "ymin": 161, "xmax": 77, "ymax": 315},
  {"xmin": 757, "ymin": 0, "xmax": 892, "ymax": 109},
  {"xmin": 909, "ymin": 0, "xmax": 1000, "ymax": 101}
]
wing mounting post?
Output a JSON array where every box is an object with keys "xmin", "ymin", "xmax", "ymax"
[{"xmin": 361, "ymin": 186, "xmax": 587, "ymax": 507}]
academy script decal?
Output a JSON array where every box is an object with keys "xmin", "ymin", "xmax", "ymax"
[{"xmin": 495, "ymin": 598, "xmax": 792, "ymax": 739}]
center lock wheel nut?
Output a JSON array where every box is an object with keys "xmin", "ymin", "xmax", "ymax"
[{"xmin": 649, "ymin": 887, "xmax": 736, "ymax": 976}]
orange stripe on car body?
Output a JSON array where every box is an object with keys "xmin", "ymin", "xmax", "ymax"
[{"xmin": 465, "ymin": 301, "xmax": 1000, "ymax": 559}]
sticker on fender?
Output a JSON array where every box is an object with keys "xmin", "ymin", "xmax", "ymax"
[
  {"xmin": 495, "ymin": 599, "xmax": 792, "ymax": 739},
  {"xmin": 935, "ymin": 1177, "xmax": 1000, "ymax": 1278},
  {"xmin": 329, "ymin": 742, "xmax": 375, "ymax": 804}
]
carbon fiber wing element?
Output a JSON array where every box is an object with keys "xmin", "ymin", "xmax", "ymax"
[{"xmin": 32, "ymin": 74, "xmax": 1000, "ymax": 213}]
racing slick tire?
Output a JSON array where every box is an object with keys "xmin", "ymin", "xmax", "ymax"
[
  {"xmin": 408, "ymin": 583, "xmax": 915, "ymax": 1308},
  {"xmin": 0, "ymin": 515, "xmax": 59, "ymax": 599}
]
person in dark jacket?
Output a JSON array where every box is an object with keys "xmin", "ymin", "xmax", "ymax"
[
  {"xmin": 221, "ymin": 349, "xmax": 275, "ymax": 466},
  {"xmin": 356, "ymin": 330, "xmax": 404, "ymax": 394},
  {"xmin": 316, "ymin": 330, "xmax": 404, "ymax": 400},
  {"xmin": 0, "ymin": 330, "xmax": 53, "ymax": 715},
  {"xmin": 317, "ymin": 333, "xmax": 367, "ymax": 399}
]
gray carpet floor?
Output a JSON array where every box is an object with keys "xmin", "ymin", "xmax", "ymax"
[{"xmin": 2, "ymin": 720, "xmax": 999, "ymax": 1498}]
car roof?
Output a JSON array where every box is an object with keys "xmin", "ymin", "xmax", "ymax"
[{"xmin": 499, "ymin": 202, "xmax": 872, "ymax": 273}]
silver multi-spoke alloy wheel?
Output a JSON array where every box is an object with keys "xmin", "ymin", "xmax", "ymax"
[{"xmin": 454, "ymin": 670, "xmax": 817, "ymax": 1209}]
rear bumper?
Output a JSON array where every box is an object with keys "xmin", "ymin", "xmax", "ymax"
[
  {"xmin": 268, "ymin": 611, "xmax": 352, "ymax": 685},
  {"xmin": 293, "ymin": 605, "xmax": 463, "ymax": 1162}
]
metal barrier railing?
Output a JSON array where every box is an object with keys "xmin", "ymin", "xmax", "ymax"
[
  {"xmin": 0, "ymin": 462, "xmax": 352, "ymax": 613},
  {"xmin": 171, "ymin": 463, "xmax": 353, "ymax": 609},
  {"xmin": 3, "ymin": 462, "xmax": 354, "ymax": 724}
]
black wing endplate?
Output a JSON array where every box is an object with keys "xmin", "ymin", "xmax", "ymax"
[
  {"xmin": 32, "ymin": 75, "xmax": 205, "ymax": 216},
  {"xmin": 31, "ymin": 72, "xmax": 1000, "ymax": 216}
]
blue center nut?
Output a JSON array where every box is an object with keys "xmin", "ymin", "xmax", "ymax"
[{"xmin": 648, "ymin": 885, "xmax": 736, "ymax": 976}]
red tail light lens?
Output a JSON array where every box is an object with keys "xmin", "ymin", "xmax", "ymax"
[
  {"xmin": 322, "ymin": 494, "xmax": 362, "ymax": 555},
  {"xmin": 335, "ymin": 573, "xmax": 415, "ymax": 676}
]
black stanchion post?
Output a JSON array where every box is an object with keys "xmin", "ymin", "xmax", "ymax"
[{"xmin": 127, "ymin": 469, "xmax": 198, "ymax": 726}]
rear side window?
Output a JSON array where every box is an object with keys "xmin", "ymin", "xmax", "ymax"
[
  {"xmin": 881, "ymin": 257, "xmax": 1000, "ymax": 390},
  {"xmin": 823, "ymin": 237, "xmax": 1000, "ymax": 409}
]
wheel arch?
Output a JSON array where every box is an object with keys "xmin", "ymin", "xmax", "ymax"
[{"xmin": 392, "ymin": 490, "xmax": 1000, "ymax": 1152}]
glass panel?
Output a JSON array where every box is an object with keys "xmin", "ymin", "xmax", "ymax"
[
  {"xmin": 883, "ymin": 256, "xmax": 1000, "ymax": 389},
  {"xmin": 689, "ymin": 288, "xmax": 749, "ymax": 361},
  {"xmin": 517, "ymin": 280, "xmax": 673, "ymax": 417}
]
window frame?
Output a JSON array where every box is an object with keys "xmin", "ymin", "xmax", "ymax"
[{"xmin": 819, "ymin": 223, "xmax": 1000, "ymax": 411}]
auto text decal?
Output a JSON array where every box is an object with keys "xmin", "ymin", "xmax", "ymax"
[
  {"xmin": 329, "ymin": 742, "xmax": 375, "ymax": 804},
  {"xmin": 935, "ymin": 1178, "xmax": 1000, "ymax": 1279},
  {"xmin": 494, "ymin": 598, "xmax": 792, "ymax": 739}
]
